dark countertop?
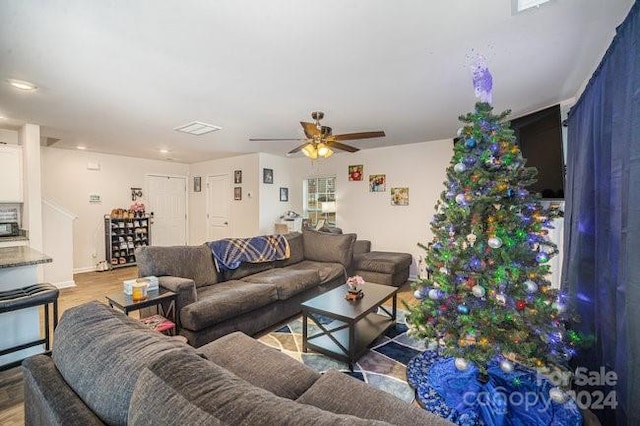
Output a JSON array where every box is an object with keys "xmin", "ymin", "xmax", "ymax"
[
  {"xmin": 0, "ymin": 235, "xmax": 29, "ymax": 242},
  {"xmin": 0, "ymin": 246, "xmax": 52, "ymax": 269}
]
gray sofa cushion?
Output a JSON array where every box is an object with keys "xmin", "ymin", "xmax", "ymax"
[
  {"xmin": 197, "ymin": 332, "xmax": 320, "ymax": 399},
  {"xmin": 129, "ymin": 351, "xmax": 391, "ymax": 426},
  {"xmin": 275, "ymin": 232, "xmax": 304, "ymax": 267},
  {"xmin": 302, "ymin": 229, "xmax": 357, "ymax": 268},
  {"xmin": 181, "ymin": 281, "xmax": 278, "ymax": 331},
  {"xmin": 285, "ymin": 260, "xmax": 346, "ymax": 284},
  {"xmin": 352, "ymin": 251, "xmax": 413, "ymax": 274},
  {"xmin": 135, "ymin": 244, "xmax": 218, "ymax": 288},
  {"xmin": 52, "ymin": 301, "xmax": 192, "ymax": 426},
  {"xmin": 297, "ymin": 369, "xmax": 454, "ymax": 426},
  {"xmin": 222, "ymin": 261, "xmax": 274, "ymax": 281},
  {"xmin": 241, "ymin": 268, "xmax": 321, "ymax": 300}
]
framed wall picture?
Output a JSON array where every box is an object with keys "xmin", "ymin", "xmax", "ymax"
[
  {"xmin": 348, "ymin": 164, "xmax": 363, "ymax": 181},
  {"xmin": 280, "ymin": 187, "xmax": 289, "ymax": 202},
  {"xmin": 234, "ymin": 186, "xmax": 242, "ymax": 200},
  {"xmin": 234, "ymin": 170, "xmax": 242, "ymax": 184},
  {"xmin": 193, "ymin": 176, "xmax": 202, "ymax": 192},
  {"xmin": 391, "ymin": 187, "xmax": 409, "ymax": 206},
  {"xmin": 369, "ymin": 174, "xmax": 386, "ymax": 192},
  {"xmin": 263, "ymin": 168, "xmax": 274, "ymax": 184}
]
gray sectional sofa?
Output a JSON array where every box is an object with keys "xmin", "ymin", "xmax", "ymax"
[
  {"xmin": 136, "ymin": 230, "xmax": 362, "ymax": 347},
  {"xmin": 22, "ymin": 301, "xmax": 453, "ymax": 426}
]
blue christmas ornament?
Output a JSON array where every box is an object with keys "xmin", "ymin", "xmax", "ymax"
[
  {"xmin": 469, "ymin": 257, "xmax": 483, "ymax": 271},
  {"xmin": 489, "ymin": 143, "xmax": 500, "ymax": 154},
  {"xmin": 465, "ymin": 138, "xmax": 477, "ymax": 149},
  {"xmin": 457, "ymin": 304, "xmax": 470, "ymax": 315},
  {"xmin": 463, "ymin": 156, "xmax": 477, "ymax": 166},
  {"xmin": 506, "ymin": 189, "xmax": 514, "ymax": 197},
  {"xmin": 518, "ymin": 188, "xmax": 529, "ymax": 198}
]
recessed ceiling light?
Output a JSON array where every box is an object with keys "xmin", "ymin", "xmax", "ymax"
[
  {"xmin": 7, "ymin": 78, "xmax": 38, "ymax": 91},
  {"xmin": 174, "ymin": 121, "xmax": 222, "ymax": 136},
  {"xmin": 76, "ymin": 145, "xmax": 87, "ymax": 150},
  {"xmin": 512, "ymin": 0, "xmax": 552, "ymax": 13},
  {"xmin": 160, "ymin": 149, "xmax": 169, "ymax": 154}
]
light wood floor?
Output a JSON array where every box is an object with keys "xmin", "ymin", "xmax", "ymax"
[{"xmin": 0, "ymin": 269, "xmax": 416, "ymax": 426}]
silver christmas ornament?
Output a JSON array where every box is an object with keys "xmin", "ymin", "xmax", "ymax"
[
  {"xmin": 549, "ymin": 387, "xmax": 569, "ymax": 403},
  {"xmin": 428, "ymin": 289, "xmax": 443, "ymax": 300},
  {"xmin": 488, "ymin": 237, "xmax": 503, "ymax": 249},
  {"xmin": 454, "ymin": 163, "xmax": 466, "ymax": 173},
  {"xmin": 413, "ymin": 289, "xmax": 425, "ymax": 299},
  {"xmin": 496, "ymin": 294, "xmax": 507, "ymax": 306},
  {"xmin": 500, "ymin": 359, "xmax": 514, "ymax": 374},
  {"xmin": 471, "ymin": 285, "xmax": 486, "ymax": 298},
  {"xmin": 524, "ymin": 280, "xmax": 538, "ymax": 293},
  {"xmin": 454, "ymin": 358, "xmax": 470, "ymax": 371}
]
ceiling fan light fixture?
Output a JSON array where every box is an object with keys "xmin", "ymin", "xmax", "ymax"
[
  {"xmin": 322, "ymin": 147, "xmax": 334, "ymax": 158},
  {"xmin": 302, "ymin": 143, "xmax": 318, "ymax": 159},
  {"xmin": 317, "ymin": 143, "xmax": 330, "ymax": 157}
]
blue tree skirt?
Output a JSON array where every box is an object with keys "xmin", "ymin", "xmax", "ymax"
[{"xmin": 407, "ymin": 351, "xmax": 582, "ymax": 426}]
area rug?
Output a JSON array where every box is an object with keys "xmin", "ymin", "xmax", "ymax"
[{"xmin": 258, "ymin": 310, "xmax": 425, "ymax": 403}]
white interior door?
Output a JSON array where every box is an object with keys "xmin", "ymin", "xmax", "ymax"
[
  {"xmin": 146, "ymin": 175, "xmax": 187, "ymax": 246},
  {"xmin": 207, "ymin": 174, "xmax": 231, "ymax": 240}
]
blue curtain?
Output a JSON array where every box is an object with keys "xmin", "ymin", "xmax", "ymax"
[{"xmin": 563, "ymin": 2, "xmax": 639, "ymax": 425}]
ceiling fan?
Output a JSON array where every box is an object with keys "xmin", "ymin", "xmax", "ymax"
[{"xmin": 250, "ymin": 111, "xmax": 385, "ymax": 159}]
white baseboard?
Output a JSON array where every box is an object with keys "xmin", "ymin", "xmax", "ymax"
[
  {"xmin": 73, "ymin": 266, "xmax": 97, "ymax": 274},
  {"xmin": 53, "ymin": 280, "xmax": 76, "ymax": 289}
]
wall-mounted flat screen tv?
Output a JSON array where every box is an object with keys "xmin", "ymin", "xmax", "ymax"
[{"xmin": 510, "ymin": 105, "xmax": 565, "ymax": 199}]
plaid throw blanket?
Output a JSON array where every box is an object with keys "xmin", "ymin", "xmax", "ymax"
[{"xmin": 208, "ymin": 235, "xmax": 290, "ymax": 271}]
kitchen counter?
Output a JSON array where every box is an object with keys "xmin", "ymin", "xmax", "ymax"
[
  {"xmin": 0, "ymin": 234, "xmax": 29, "ymax": 243},
  {"xmin": 0, "ymin": 246, "xmax": 52, "ymax": 269}
]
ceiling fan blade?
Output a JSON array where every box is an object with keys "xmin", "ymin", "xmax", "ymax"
[
  {"xmin": 287, "ymin": 143, "xmax": 308, "ymax": 155},
  {"xmin": 325, "ymin": 140, "xmax": 360, "ymax": 153},
  {"xmin": 249, "ymin": 138, "xmax": 303, "ymax": 141},
  {"xmin": 300, "ymin": 122, "xmax": 320, "ymax": 138},
  {"xmin": 333, "ymin": 131, "xmax": 385, "ymax": 141}
]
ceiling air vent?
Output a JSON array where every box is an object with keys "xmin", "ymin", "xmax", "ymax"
[
  {"xmin": 173, "ymin": 121, "xmax": 222, "ymax": 136},
  {"xmin": 512, "ymin": 0, "xmax": 552, "ymax": 13},
  {"xmin": 40, "ymin": 136, "xmax": 61, "ymax": 147}
]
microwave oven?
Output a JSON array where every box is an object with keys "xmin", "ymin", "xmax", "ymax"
[{"xmin": 0, "ymin": 222, "xmax": 20, "ymax": 237}]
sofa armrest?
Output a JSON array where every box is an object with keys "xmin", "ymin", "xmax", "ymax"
[
  {"xmin": 158, "ymin": 276, "xmax": 197, "ymax": 327},
  {"xmin": 22, "ymin": 355, "xmax": 105, "ymax": 426},
  {"xmin": 353, "ymin": 240, "xmax": 371, "ymax": 256}
]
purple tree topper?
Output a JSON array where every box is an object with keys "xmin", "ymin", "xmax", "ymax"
[{"xmin": 471, "ymin": 54, "xmax": 493, "ymax": 104}]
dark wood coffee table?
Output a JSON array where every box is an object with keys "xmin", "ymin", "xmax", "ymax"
[
  {"xmin": 105, "ymin": 289, "xmax": 177, "ymax": 325},
  {"xmin": 301, "ymin": 282, "xmax": 397, "ymax": 370}
]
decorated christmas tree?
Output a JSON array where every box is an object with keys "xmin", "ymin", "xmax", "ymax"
[{"xmin": 408, "ymin": 62, "xmax": 581, "ymax": 378}]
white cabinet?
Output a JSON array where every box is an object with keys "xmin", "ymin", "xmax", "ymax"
[{"xmin": 0, "ymin": 145, "xmax": 23, "ymax": 202}]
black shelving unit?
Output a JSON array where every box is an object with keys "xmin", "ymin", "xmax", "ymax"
[{"xmin": 104, "ymin": 214, "xmax": 150, "ymax": 269}]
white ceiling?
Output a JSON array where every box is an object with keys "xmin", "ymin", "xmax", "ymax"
[{"xmin": 0, "ymin": 0, "xmax": 634, "ymax": 163}]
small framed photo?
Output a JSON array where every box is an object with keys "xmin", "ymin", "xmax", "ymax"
[
  {"xmin": 234, "ymin": 170, "xmax": 242, "ymax": 184},
  {"xmin": 369, "ymin": 174, "xmax": 386, "ymax": 192},
  {"xmin": 193, "ymin": 176, "xmax": 202, "ymax": 193},
  {"xmin": 280, "ymin": 187, "xmax": 289, "ymax": 202},
  {"xmin": 348, "ymin": 164, "xmax": 363, "ymax": 181},
  {"xmin": 263, "ymin": 168, "xmax": 274, "ymax": 184},
  {"xmin": 391, "ymin": 187, "xmax": 409, "ymax": 206},
  {"xmin": 234, "ymin": 187, "xmax": 242, "ymax": 201}
]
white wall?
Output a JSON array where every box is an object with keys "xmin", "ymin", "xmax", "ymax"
[
  {"xmin": 189, "ymin": 153, "xmax": 261, "ymax": 244},
  {"xmin": 41, "ymin": 148, "xmax": 189, "ymax": 272},
  {"xmin": 290, "ymin": 139, "xmax": 453, "ymax": 276},
  {"xmin": 258, "ymin": 153, "xmax": 297, "ymax": 235}
]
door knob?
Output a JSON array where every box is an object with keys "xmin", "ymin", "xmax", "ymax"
[{"xmin": 224, "ymin": 222, "xmax": 228, "ymax": 225}]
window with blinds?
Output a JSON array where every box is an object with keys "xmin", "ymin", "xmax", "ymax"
[{"xmin": 303, "ymin": 176, "xmax": 336, "ymax": 226}]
